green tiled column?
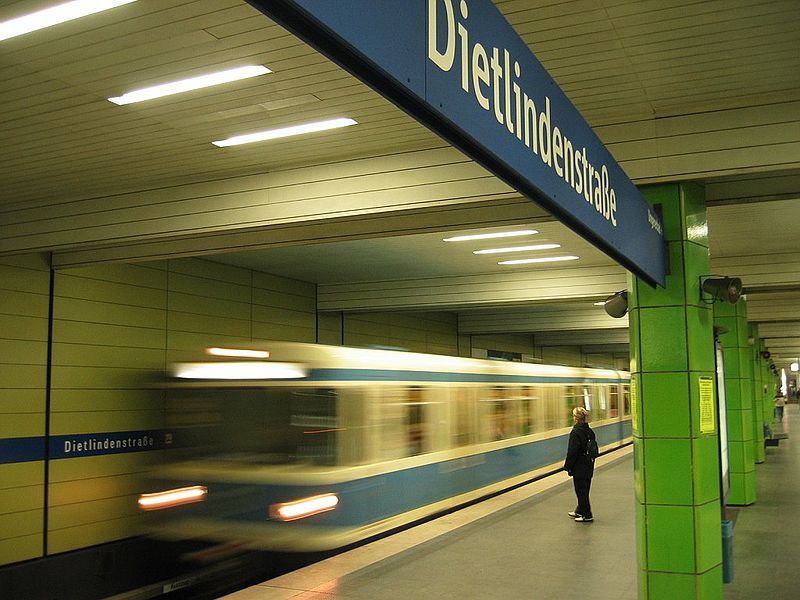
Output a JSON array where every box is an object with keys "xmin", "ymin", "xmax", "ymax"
[
  {"xmin": 714, "ymin": 300, "xmax": 756, "ymax": 505},
  {"xmin": 631, "ymin": 183, "xmax": 722, "ymax": 600},
  {"xmin": 750, "ymin": 325, "xmax": 765, "ymax": 463}
]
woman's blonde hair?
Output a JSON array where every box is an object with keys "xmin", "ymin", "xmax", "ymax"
[{"xmin": 572, "ymin": 407, "xmax": 590, "ymax": 422}]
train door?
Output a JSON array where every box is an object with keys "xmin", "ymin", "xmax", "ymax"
[
  {"xmin": 450, "ymin": 387, "xmax": 477, "ymax": 447},
  {"xmin": 594, "ymin": 385, "xmax": 608, "ymax": 421},
  {"xmin": 336, "ymin": 386, "xmax": 369, "ymax": 465},
  {"xmin": 622, "ymin": 383, "xmax": 631, "ymax": 417},
  {"xmin": 526, "ymin": 386, "xmax": 546, "ymax": 433},
  {"xmin": 407, "ymin": 387, "xmax": 426, "ymax": 455},
  {"xmin": 377, "ymin": 387, "xmax": 414, "ymax": 460},
  {"xmin": 426, "ymin": 386, "xmax": 449, "ymax": 452}
]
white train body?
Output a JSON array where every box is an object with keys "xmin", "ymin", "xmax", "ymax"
[{"xmin": 139, "ymin": 342, "xmax": 631, "ymax": 552}]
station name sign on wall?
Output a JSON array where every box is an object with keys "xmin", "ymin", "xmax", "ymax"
[{"xmin": 247, "ymin": 0, "xmax": 666, "ymax": 286}]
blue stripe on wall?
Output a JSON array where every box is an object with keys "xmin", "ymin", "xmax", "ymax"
[
  {"xmin": 0, "ymin": 436, "xmax": 46, "ymax": 464},
  {"xmin": 49, "ymin": 430, "xmax": 166, "ymax": 459},
  {"xmin": 0, "ymin": 430, "xmax": 167, "ymax": 464},
  {"xmin": 0, "ymin": 421, "xmax": 632, "ymax": 466}
]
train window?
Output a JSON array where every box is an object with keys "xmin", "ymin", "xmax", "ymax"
[
  {"xmin": 291, "ymin": 389, "xmax": 339, "ymax": 465},
  {"xmin": 622, "ymin": 384, "xmax": 631, "ymax": 416},
  {"xmin": 478, "ymin": 387, "xmax": 520, "ymax": 442},
  {"xmin": 522, "ymin": 386, "xmax": 546, "ymax": 433},
  {"xmin": 563, "ymin": 386, "xmax": 581, "ymax": 427},
  {"xmin": 503, "ymin": 388, "xmax": 521, "ymax": 439},
  {"xmin": 593, "ymin": 385, "xmax": 608, "ymax": 421},
  {"xmin": 408, "ymin": 400, "xmax": 424, "ymax": 455},
  {"xmin": 378, "ymin": 386, "xmax": 434, "ymax": 459},
  {"xmin": 519, "ymin": 387, "xmax": 533, "ymax": 435},
  {"xmin": 609, "ymin": 385, "xmax": 619, "ymax": 417},
  {"xmin": 165, "ymin": 394, "xmax": 220, "ymax": 429},
  {"xmin": 163, "ymin": 387, "xmax": 342, "ymax": 466},
  {"xmin": 493, "ymin": 402, "xmax": 506, "ymax": 440},
  {"xmin": 478, "ymin": 388, "xmax": 499, "ymax": 442},
  {"xmin": 164, "ymin": 392, "xmax": 223, "ymax": 461}
]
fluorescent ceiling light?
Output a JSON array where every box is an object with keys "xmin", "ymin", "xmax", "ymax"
[
  {"xmin": 593, "ymin": 301, "xmax": 607, "ymax": 306},
  {"xmin": 474, "ymin": 243, "xmax": 560, "ymax": 255},
  {"xmin": 0, "ymin": 0, "xmax": 136, "ymax": 41},
  {"xmin": 108, "ymin": 65, "xmax": 271, "ymax": 105},
  {"xmin": 212, "ymin": 118, "xmax": 357, "ymax": 147},
  {"xmin": 498, "ymin": 256, "xmax": 580, "ymax": 265},
  {"xmin": 443, "ymin": 229, "xmax": 538, "ymax": 242}
]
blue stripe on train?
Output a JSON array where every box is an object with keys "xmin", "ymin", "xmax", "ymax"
[
  {"xmin": 307, "ymin": 368, "xmax": 627, "ymax": 384},
  {"xmin": 172, "ymin": 421, "xmax": 630, "ymax": 528}
]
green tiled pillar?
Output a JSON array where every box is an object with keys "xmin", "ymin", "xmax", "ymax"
[
  {"xmin": 714, "ymin": 300, "xmax": 756, "ymax": 505},
  {"xmin": 750, "ymin": 325, "xmax": 765, "ymax": 463},
  {"xmin": 631, "ymin": 183, "xmax": 722, "ymax": 600}
]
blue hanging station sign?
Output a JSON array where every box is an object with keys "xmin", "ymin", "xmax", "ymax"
[{"xmin": 246, "ymin": 0, "xmax": 666, "ymax": 287}]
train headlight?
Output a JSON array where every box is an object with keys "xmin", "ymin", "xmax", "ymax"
[
  {"xmin": 269, "ymin": 493, "xmax": 339, "ymax": 521},
  {"xmin": 138, "ymin": 486, "xmax": 208, "ymax": 511}
]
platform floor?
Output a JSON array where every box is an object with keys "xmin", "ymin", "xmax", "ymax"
[
  {"xmin": 225, "ymin": 406, "xmax": 799, "ymax": 600},
  {"xmin": 725, "ymin": 402, "xmax": 797, "ymax": 600}
]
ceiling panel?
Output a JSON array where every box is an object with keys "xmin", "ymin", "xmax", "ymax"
[{"xmin": 1, "ymin": 0, "xmax": 797, "ymax": 206}]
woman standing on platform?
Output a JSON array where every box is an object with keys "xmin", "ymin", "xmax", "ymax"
[
  {"xmin": 564, "ymin": 407, "xmax": 596, "ymax": 523},
  {"xmin": 775, "ymin": 395, "xmax": 786, "ymax": 421}
]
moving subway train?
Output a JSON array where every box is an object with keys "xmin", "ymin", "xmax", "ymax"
[{"xmin": 138, "ymin": 342, "xmax": 631, "ymax": 553}]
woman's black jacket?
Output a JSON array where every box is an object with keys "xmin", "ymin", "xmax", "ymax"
[{"xmin": 563, "ymin": 422, "xmax": 595, "ymax": 479}]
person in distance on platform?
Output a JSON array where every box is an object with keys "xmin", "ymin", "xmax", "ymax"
[
  {"xmin": 774, "ymin": 394, "xmax": 786, "ymax": 421},
  {"xmin": 563, "ymin": 406, "xmax": 596, "ymax": 523}
]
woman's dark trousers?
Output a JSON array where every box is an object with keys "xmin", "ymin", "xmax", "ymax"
[{"xmin": 573, "ymin": 476, "xmax": 592, "ymax": 518}]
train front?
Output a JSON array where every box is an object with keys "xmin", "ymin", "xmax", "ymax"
[{"xmin": 137, "ymin": 345, "xmax": 351, "ymax": 557}]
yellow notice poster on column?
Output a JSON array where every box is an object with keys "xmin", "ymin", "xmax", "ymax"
[
  {"xmin": 630, "ymin": 377, "xmax": 638, "ymax": 435},
  {"xmin": 699, "ymin": 376, "xmax": 716, "ymax": 434}
]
